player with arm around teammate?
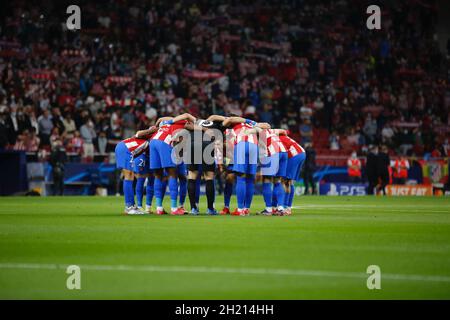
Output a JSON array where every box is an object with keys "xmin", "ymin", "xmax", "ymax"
[
  {"xmin": 278, "ymin": 130, "xmax": 306, "ymax": 216},
  {"xmin": 149, "ymin": 113, "xmax": 196, "ymax": 215},
  {"xmin": 114, "ymin": 125, "xmax": 158, "ymax": 215},
  {"xmin": 180, "ymin": 117, "xmax": 226, "ymax": 215},
  {"xmin": 222, "ymin": 116, "xmax": 271, "ymax": 216},
  {"xmin": 244, "ymin": 126, "xmax": 289, "ymax": 215}
]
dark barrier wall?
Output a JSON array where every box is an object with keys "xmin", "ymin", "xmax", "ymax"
[{"xmin": 0, "ymin": 151, "xmax": 28, "ymax": 195}]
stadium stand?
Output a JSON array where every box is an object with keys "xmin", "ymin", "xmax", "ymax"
[{"xmin": 0, "ymin": 0, "xmax": 448, "ymax": 167}]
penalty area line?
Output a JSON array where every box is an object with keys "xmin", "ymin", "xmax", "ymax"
[{"xmin": 0, "ymin": 263, "xmax": 450, "ymax": 283}]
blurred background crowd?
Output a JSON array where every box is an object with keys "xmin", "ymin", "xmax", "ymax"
[{"xmin": 0, "ymin": 0, "xmax": 449, "ymax": 164}]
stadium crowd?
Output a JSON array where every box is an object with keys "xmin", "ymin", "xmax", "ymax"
[{"xmin": 0, "ymin": 0, "xmax": 449, "ymax": 163}]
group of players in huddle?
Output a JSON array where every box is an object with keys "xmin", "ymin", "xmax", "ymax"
[{"xmin": 114, "ymin": 113, "xmax": 306, "ymax": 216}]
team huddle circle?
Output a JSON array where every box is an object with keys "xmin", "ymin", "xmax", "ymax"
[{"xmin": 115, "ymin": 114, "xmax": 306, "ymax": 216}]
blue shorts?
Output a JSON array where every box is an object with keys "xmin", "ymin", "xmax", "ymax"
[
  {"xmin": 115, "ymin": 141, "xmax": 133, "ymax": 171},
  {"xmin": 260, "ymin": 152, "xmax": 288, "ymax": 177},
  {"xmin": 285, "ymin": 153, "xmax": 306, "ymax": 181},
  {"xmin": 115, "ymin": 142, "xmax": 151, "ymax": 174},
  {"xmin": 150, "ymin": 139, "xmax": 176, "ymax": 169},
  {"xmin": 133, "ymin": 153, "xmax": 151, "ymax": 175},
  {"xmin": 232, "ymin": 141, "xmax": 258, "ymax": 175},
  {"xmin": 177, "ymin": 163, "xmax": 187, "ymax": 176},
  {"xmin": 161, "ymin": 163, "xmax": 186, "ymax": 176}
]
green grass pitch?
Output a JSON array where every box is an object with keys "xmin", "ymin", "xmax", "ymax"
[{"xmin": 0, "ymin": 195, "xmax": 449, "ymax": 299}]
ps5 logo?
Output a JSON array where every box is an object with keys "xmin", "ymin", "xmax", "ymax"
[
  {"xmin": 326, "ymin": 184, "xmax": 366, "ymax": 196},
  {"xmin": 66, "ymin": 5, "xmax": 81, "ymax": 30}
]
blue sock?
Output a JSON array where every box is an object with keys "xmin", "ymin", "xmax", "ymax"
[
  {"xmin": 271, "ymin": 187, "xmax": 277, "ymax": 207},
  {"xmin": 154, "ymin": 177, "xmax": 163, "ymax": 207},
  {"xmin": 262, "ymin": 182, "xmax": 273, "ymax": 207},
  {"xmin": 146, "ymin": 176, "xmax": 154, "ymax": 206},
  {"xmin": 162, "ymin": 179, "xmax": 168, "ymax": 198},
  {"xmin": 284, "ymin": 184, "xmax": 291, "ymax": 207},
  {"xmin": 272, "ymin": 182, "xmax": 281, "ymax": 207},
  {"xmin": 288, "ymin": 184, "xmax": 295, "ymax": 207},
  {"xmin": 179, "ymin": 177, "xmax": 187, "ymax": 206},
  {"xmin": 169, "ymin": 177, "xmax": 178, "ymax": 209},
  {"xmin": 274, "ymin": 182, "xmax": 285, "ymax": 208},
  {"xmin": 135, "ymin": 177, "xmax": 145, "ymax": 207},
  {"xmin": 224, "ymin": 181, "xmax": 233, "ymax": 207},
  {"xmin": 195, "ymin": 177, "xmax": 201, "ymax": 204},
  {"xmin": 123, "ymin": 179, "xmax": 134, "ymax": 207},
  {"xmin": 236, "ymin": 176, "xmax": 246, "ymax": 209},
  {"xmin": 245, "ymin": 175, "xmax": 255, "ymax": 209}
]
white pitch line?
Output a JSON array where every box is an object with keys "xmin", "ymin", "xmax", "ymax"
[
  {"xmin": 1, "ymin": 262, "xmax": 450, "ymax": 283},
  {"xmin": 291, "ymin": 205, "xmax": 450, "ymax": 213}
]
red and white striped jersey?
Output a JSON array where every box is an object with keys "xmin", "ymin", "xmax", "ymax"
[
  {"xmin": 279, "ymin": 135, "xmax": 305, "ymax": 158},
  {"xmin": 123, "ymin": 137, "xmax": 149, "ymax": 157},
  {"xmin": 151, "ymin": 120, "xmax": 188, "ymax": 145},
  {"xmin": 259, "ymin": 129, "xmax": 287, "ymax": 156},
  {"xmin": 224, "ymin": 128, "xmax": 235, "ymax": 161},
  {"xmin": 230, "ymin": 123, "xmax": 258, "ymax": 145}
]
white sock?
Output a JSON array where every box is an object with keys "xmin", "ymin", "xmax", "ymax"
[
  {"xmin": 266, "ymin": 207, "xmax": 273, "ymax": 212},
  {"xmin": 157, "ymin": 206, "xmax": 163, "ymax": 211}
]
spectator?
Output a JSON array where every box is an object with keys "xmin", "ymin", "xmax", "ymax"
[
  {"xmin": 17, "ymin": 107, "xmax": 31, "ymax": 134},
  {"xmin": 63, "ymin": 114, "xmax": 77, "ymax": 136},
  {"xmin": 329, "ymin": 131, "xmax": 340, "ymax": 150},
  {"xmin": 12, "ymin": 132, "xmax": 27, "ymax": 151},
  {"xmin": 50, "ymin": 127, "xmax": 63, "ymax": 149},
  {"xmin": 397, "ymin": 129, "xmax": 414, "ymax": 155},
  {"xmin": 381, "ymin": 123, "xmax": 395, "ymax": 146},
  {"xmin": 26, "ymin": 128, "xmax": 40, "ymax": 152},
  {"xmin": 300, "ymin": 102, "xmax": 313, "ymax": 121},
  {"xmin": 38, "ymin": 109, "xmax": 53, "ymax": 146},
  {"xmin": 8, "ymin": 105, "xmax": 19, "ymax": 143},
  {"xmin": 441, "ymin": 139, "xmax": 449, "ymax": 157},
  {"xmin": 122, "ymin": 109, "xmax": 136, "ymax": 139},
  {"xmin": 0, "ymin": 112, "xmax": 10, "ymax": 149},
  {"xmin": 363, "ymin": 114, "xmax": 377, "ymax": 144},
  {"xmin": 97, "ymin": 132, "xmax": 108, "ymax": 154},
  {"xmin": 80, "ymin": 119, "xmax": 97, "ymax": 162},
  {"xmin": 347, "ymin": 128, "xmax": 360, "ymax": 147},
  {"xmin": 0, "ymin": 0, "xmax": 446, "ymax": 161},
  {"xmin": 300, "ymin": 119, "xmax": 313, "ymax": 144},
  {"xmin": 68, "ymin": 131, "xmax": 84, "ymax": 156},
  {"xmin": 260, "ymin": 103, "xmax": 273, "ymax": 123},
  {"xmin": 52, "ymin": 108, "xmax": 65, "ymax": 135}
]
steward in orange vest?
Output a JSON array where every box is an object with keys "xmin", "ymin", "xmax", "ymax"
[
  {"xmin": 347, "ymin": 152, "xmax": 362, "ymax": 182},
  {"xmin": 391, "ymin": 157, "xmax": 409, "ymax": 184}
]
